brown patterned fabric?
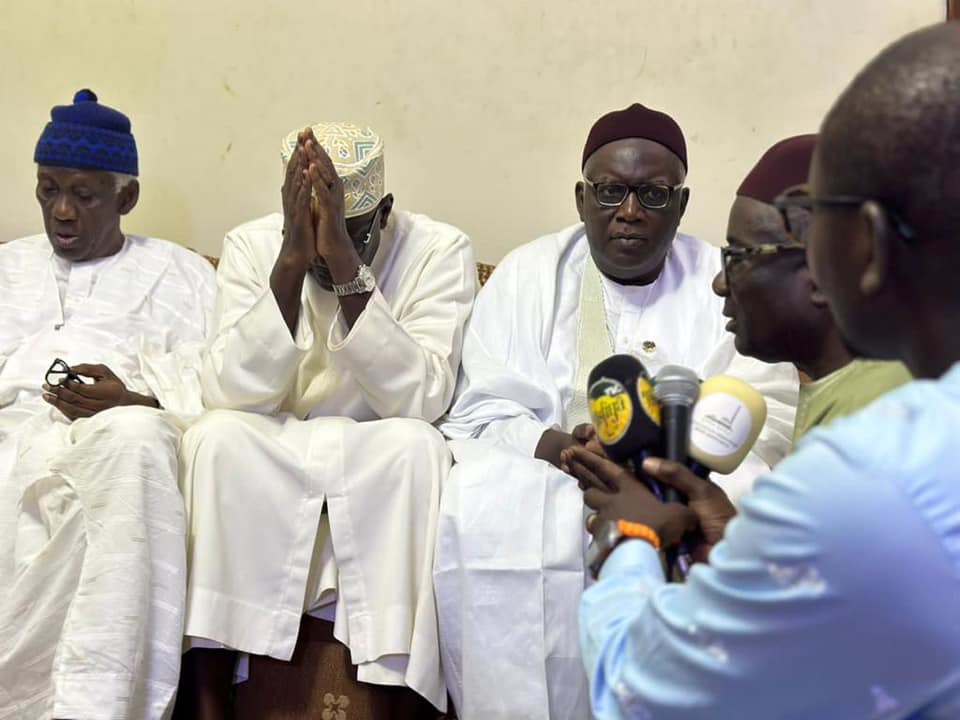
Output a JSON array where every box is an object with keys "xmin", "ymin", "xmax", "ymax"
[
  {"xmin": 197, "ymin": 252, "xmax": 493, "ymax": 287},
  {"xmin": 476, "ymin": 262, "xmax": 494, "ymax": 287},
  {"xmin": 232, "ymin": 617, "xmax": 448, "ymax": 720}
]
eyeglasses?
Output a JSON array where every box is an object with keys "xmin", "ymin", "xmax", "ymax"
[
  {"xmin": 721, "ymin": 242, "xmax": 806, "ymax": 287},
  {"xmin": 348, "ymin": 203, "xmax": 384, "ymax": 249},
  {"xmin": 583, "ymin": 179, "xmax": 683, "ymax": 210},
  {"xmin": 45, "ymin": 357, "xmax": 82, "ymax": 387},
  {"xmin": 772, "ymin": 185, "xmax": 814, "ymax": 246},
  {"xmin": 773, "ymin": 184, "xmax": 917, "ymax": 241},
  {"xmin": 310, "ymin": 203, "xmax": 385, "ymax": 287}
]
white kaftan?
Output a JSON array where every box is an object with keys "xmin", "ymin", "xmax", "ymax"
[
  {"xmin": 436, "ymin": 224, "xmax": 798, "ymax": 719},
  {"xmin": 181, "ymin": 210, "xmax": 475, "ymax": 710},
  {"xmin": 0, "ymin": 234, "xmax": 216, "ymax": 720}
]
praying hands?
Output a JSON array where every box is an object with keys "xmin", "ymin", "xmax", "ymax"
[{"xmin": 302, "ymin": 128, "xmax": 352, "ymax": 263}]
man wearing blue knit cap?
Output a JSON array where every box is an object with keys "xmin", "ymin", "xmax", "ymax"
[
  {"xmin": 0, "ymin": 90, "xmax": 216, "ymax": 719},
  {"xmin": 32, "ymin": 88, "xmax": 142, "ymax": 262}
]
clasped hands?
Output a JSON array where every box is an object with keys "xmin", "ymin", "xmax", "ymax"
[{"xmin": 280, "ymin": 127, "xmax": 353, "ymax": 269}]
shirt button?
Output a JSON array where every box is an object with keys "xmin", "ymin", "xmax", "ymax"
[{"xmin": 54, "ymin": 323, "xmax": 63, "ymax": 331}]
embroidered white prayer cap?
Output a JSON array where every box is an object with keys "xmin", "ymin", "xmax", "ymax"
[{"xmin": 281, "ymin": 122, "xmax": 385, "ymax": 219}]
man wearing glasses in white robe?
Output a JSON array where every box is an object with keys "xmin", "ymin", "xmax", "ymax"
[
  {"xmin": 435, "ymin": 104, "xmax": 799, "ymax": 719},
  {"xmin": 177, "ymin": 123, "xmax": 475, "ymax": 717}
]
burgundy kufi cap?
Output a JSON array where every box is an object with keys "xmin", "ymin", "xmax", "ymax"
[
  {"xmin": 582, "ymin": 103, "xmax": 687, "ymax": 170},
  {"xmin": 737, "ymin": 134, "xmax": 818, "ymax": 204}
]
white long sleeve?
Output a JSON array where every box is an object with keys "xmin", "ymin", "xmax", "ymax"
[{"xmin": 202, "ymin": 211, "xmax": 476, "ymax": 422}]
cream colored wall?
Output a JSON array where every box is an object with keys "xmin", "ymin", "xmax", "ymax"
[{"xmin": 0, "ymin": 0, "xmax": 944, "ymax": 261}]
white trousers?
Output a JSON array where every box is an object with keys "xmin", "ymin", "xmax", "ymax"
[
  {"xmin": 0, "ymin": 406, "xmax": 186, "ymax": 720},
  {"xmin": 179, "ymin": 410, "xmax": 450, "ymax": 710},
  {"xmin": 434, "ymin": 439, "xmax": 591, "ymax": 720}
]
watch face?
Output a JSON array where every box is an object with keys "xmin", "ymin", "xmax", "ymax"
[
  {"xmin": 334, "ymin": 264, "xmax": 376, "ymax": 296},
  {"xmin": 358, "ymin": 264, "xmax": 376, "ymax": 291},
  {"xmin": 587, "ymin": 521, "xmax": 621, "ymax": 578}
]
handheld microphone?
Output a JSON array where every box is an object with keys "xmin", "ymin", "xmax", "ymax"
[
  {"xmin": 688, "ymin": 375, "xmax": 767, "ymax": 476},
  {"xmin": 653, "ymin": 365, "xmax": 700, "ymax": 504},
  {"xmin": 587, "ymin": 354, "xmax": 663, "ymax": 487}
]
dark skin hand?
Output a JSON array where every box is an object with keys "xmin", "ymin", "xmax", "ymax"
[
  {"xmin": 270, "ymin": 131, "xmax": 316, "ymax": 337},
  {"xmin": 641, "ymin": 457, "xmax": 737, "ymax": 562},
  {"xmin": 535, "ymin": 423, "xmax": 597, "ymax": 468},
  {"xmin": 302, "ymin": 130, "xmax": 373, "ymax": 329},
  {"xmin": 560, "ymin": 445, "xmax": 699, "ymax": 549},
  {"xmin": 42, "ymin": 364, "xmax": 159, "ymax": 421},
  {"xmin": 560, "ymin": 450, "xmax": 736, "ymax": 552},
  {"xmin": 270, "ymin": 128, "xmax": 375, "ymax": 338}
]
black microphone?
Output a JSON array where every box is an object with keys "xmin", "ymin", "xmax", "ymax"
[
  {"xmin": 587, "ymin": 354, "xmax": 664, "ymax": 495},
  {"xmin": 652, "ymin": 365, "xmax": 700, "ymax": 504}
]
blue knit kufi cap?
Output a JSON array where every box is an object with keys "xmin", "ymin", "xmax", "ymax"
[{"xmin": 34, "ymin": 89, "xmax": 139, "ymax": 176}]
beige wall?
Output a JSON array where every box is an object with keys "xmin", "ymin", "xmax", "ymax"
[{"xmin": 0, "ymin": 0, "xmax": 944, "ymax": 261}]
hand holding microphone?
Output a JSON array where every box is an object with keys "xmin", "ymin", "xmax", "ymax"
[
  {"xmin": 639, "ymin": 458, "xmax": 735, "ymax": 561},
  {"xmin": 564, "ymin": 446, "xmax": 699, "ymax": 550},
  {"xmin": 572, "ymin": 357, "xmax": 768, "ymax": 575},
  {"xmin": 645, "ymin": 374, "xmax": 768, "ymax": 561}
]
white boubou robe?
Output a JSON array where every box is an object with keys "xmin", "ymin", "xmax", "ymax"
[
  {"xmin": 0, "ymin": 234, "xmax": 216, "ymax": 720},
  {"xmin": 180, "ymin": 210, "xmax": 475, "ymax": 710},
  {"xmin": 436, "ymin": 224, "xmax": 799, "ymax": 720}
]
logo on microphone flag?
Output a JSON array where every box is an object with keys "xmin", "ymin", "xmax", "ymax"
[
  {"xmin": 637, "ymin": 376, "xmax": 662, "ymax": 426},
  {"xmin": 691, "ymin": 392, "xmax": 750, "ymax": 455},
  {"xmin": 588, "ymin": 377, "xmax": 634, "ymax": 444}
]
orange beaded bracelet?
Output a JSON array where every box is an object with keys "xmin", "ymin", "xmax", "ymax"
[{"xmin": 616, "ymin": 519, "xmax": 662, "ymax": 551}]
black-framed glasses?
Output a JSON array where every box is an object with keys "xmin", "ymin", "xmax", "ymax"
[
  {"xmin": 347, "ymin": 203, "xmax": 384, "ymax": 249},
  {"xmin": 773, "ymin": 184, "xmax": 814, "ymax": 245},
  {"xmin": 583, "ymin": 179, "xmax": 683, "ymax": 210},
  {"xmin": 721, "ymin": 242, "xmax": 806, "ymax": 286},
  {"xmin": 45, "ymin": 358, "xmax": 82, "ymax": 387},
  {"xmin": 311, "ymin": 203, "xmax": 385, "ymax": 287},
  {"xmin": 773, "ymin": 184, "xmax": 917, "ymax": 241}
]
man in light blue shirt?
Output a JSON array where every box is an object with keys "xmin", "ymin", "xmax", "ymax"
[{"xmin": 562, "ymin": 22, "xmax": 960, "ymax": 719}]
